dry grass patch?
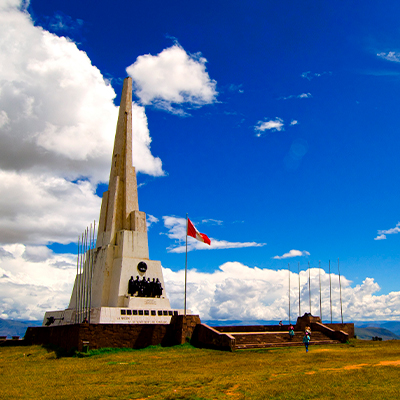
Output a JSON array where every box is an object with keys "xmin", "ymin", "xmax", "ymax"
[{"xmin": 1, "ymin": 340, "xmax": 400, "ymax": 399}]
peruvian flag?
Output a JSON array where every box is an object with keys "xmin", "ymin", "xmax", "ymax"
[{"xmin": 187, "ymin": 218, "xmax": 211, "ymax": 245}]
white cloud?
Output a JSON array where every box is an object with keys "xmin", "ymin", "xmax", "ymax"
[
  {"xmin": 162, "ymin": 216, "xmax": 266, "ymax": 253},
  {"xmin": 255, "ymin": 118, "xmax": 284, "ymax": 137},
  {"xmin": 375, "ymin": 222, "xmax": 400, "ymax": 240},
  {"xmin": 2, "ymin": 247, "xmax": 400, "ymax": 323},
  {"xmin": 377, "ymin": 51, "xmax": 400, "ymax": 62},
  {"xmin": 164, "ymin": 263, "xmax": 400, "ymax": 322},
  {"xmin": 146, "ymin": 214, "xmax": 159, "ymax": 229},
  {"xmin": 280, "ymin": 93, "xmax": 312, "ymax": 100},
  {"xmin": 131, "ymin": 103, "xmax": 164, "ymax": 176},
  {"xmin": 0, "ymin": 244, "xmax": 76, "ymax": 320},
  {"xmin": 374, "ymin": 234, "xmax": 386, "ymax": 241},
  {"xmin": 298, "ymin": 93, "xmax": 312, "ymax": 98},
  {"xmin": 273, "ymin": 250, "xmax": 310, "ymax": 260},
  {"xmin": 0, "ymin": 171, "xmax": 100, "ymax": 245},
  {"xmin": 0, "ymin": 1, "xmax": 164, "ymax": 245},
  {"xmin": 126, "ymin": 44, "xmax": 218, "ymax": 114},
  {"xmin": 290, "ymin": 120, "xmax": 298, "ymax": 126}
]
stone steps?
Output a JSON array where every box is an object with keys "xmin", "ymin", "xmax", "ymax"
[
  {"xmin": 235, "ymin": 339, "xmax": 341, "ymax": 350},
  {"xmin": 227, "ymin": 330, "xmax": 340, "ymax": 350}
]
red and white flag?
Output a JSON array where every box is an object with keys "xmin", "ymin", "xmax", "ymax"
[{"xmin": 187, "ymin": 218, "xmax": 211, "ymax": 245}]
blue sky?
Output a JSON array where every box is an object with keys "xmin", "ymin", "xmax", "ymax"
[{"xmin": 1, "ymin": 0, "xmax": 400, "ymax": 322}]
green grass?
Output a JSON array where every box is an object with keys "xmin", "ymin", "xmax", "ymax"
[{"xmin": 1, "ymin": 340, "xmax": 400, "ymax": 399}]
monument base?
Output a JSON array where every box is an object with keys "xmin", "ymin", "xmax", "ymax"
[
  {"xmin": 26, "ymin": 315, "xmax": 201, "ymax": 352},
  {"xmin": 43, "ymin": 304, "xmax": 192, "ymax": 327}
]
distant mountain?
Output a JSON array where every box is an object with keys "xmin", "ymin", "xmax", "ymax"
[
  {"xmin": 354, "ymin": 327, "xmax": 400, "ymax": 341},
  {"xmin": 0, "ymin": 319, "xmax": 42, "ymax": 338},
  {"xmin": 380, "ymin": 322, "xmax": 400, "ymax": 336},
  {"xmin": 354, "ymin": 321, "xmax": 400, "ymax": 336}
]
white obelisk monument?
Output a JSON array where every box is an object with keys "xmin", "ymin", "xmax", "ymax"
[{"xmin": 43, "ymin": 78, "xmax": 182, "ymax": 325}]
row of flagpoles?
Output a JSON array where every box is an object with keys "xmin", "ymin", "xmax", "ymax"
[
  {"xmin": 288, "ymin": 259, "xmax": 344, "ymax": 325},
  {"xmin": 185, "ymin": 215, "xmax": 345, "ymax": 324}
]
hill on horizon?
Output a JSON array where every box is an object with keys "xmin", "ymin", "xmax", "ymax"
[
  {"xmin": 0, "ymin": 318, "xmax": 42, "ymax": 338},
  {"xmin": 354, "ymin": 326, "xmax": 400, "ymax": 341}
]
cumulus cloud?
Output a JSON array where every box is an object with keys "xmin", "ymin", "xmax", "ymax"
[
  {"xmin": 2, "ymin": 246, "xmax": 400, "ymax": 323},
  {"xmin": 0, "ymin": 244, "xmax": 76, "ymax": 320},
  {"xmin": 273, "ymin": 250, "xmax": 310, "ymax": 260},
  {"xmin": 0, "ymin": 171, "xmax": 101, "ymax": 245},
  {"xmin": 126, "ymin": 43, "xmax": 218, "ymax": 115},
  {"xmin": 164, "ymin": 263, "xmax": 400, "ymax": 322},
  {"xmin": 131, "ymin": 103, "xmax": 164, "ymax": 176},
  {"xmin": 0, "ymin": 1, "xmax": 164, "ymax": 245},
  {"xmin": 162, "ymin": 216, "xmax": 266, "ymax": 253},
  {"xmin": 374, "ymin": 222, "xmax": 400, "ymax": 240},
  {"xmin": 255, "ymin": 118, "xmax": 284, "ymax": 137},
  {"xmin": 377, "ymin": 51, "xmax": 400, "ymax": 62}
]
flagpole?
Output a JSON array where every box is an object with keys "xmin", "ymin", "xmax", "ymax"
[
  {"xmin": 319, "ymin": 260, "xmax": 322, "ymax": 322},
  {"xmin": 184, "ymin": 214, "xmax": 188, "ymax": 316},
  {"xmin": 288, "ymin": 263, "xmax": 290, "ymax": 325},
  {"xmin": 338, "ymin": 258, "xmax": 343, "ymax": 324},
  {"xmin": 298, "ymin": 262, "xmax": 301, "ymax": 317},
  {"xmin": 329, "ymin": 260, "xmax": 332, "ymax": 323},
  {"xmin": 308, "ymin": 261, "xmax": 311, "ymax": 315}
]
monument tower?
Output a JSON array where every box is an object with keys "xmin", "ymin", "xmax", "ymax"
[{"xmin": 43, "ymin": 78, "xmax": 182, "ymax": 325}]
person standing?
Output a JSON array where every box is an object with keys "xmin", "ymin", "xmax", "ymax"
[
  {"xmin": 303, "ymin": 333, "xmax": 310, "ymax": 352},
  {"xmin": 289, "ymin": 325, "xmax": 295, "ymax": 340}
]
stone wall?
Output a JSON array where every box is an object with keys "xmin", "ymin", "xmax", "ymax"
[
  {"xmin": 25, "ymin": 315, "xmax": 201, "ymax": 352},
  {"xmin": 169, "ymin": 315, "xmax": 201, "ymax": 345},
  {"xmin": 323, "ymin": 322, "xmax": 354, "ymax": 338},
  {"xmin": 191, "ymin": 324, "xmax": 236, "ymax": 351}
]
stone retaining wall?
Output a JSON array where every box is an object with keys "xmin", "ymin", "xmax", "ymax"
[{"xmin": 24, "ymin": 315, "xmax": 200, "ymax": 352}]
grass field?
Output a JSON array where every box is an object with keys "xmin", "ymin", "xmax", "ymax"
[{"xmin": 1, "ymin": 340, "xmax": 400, "ymax": 399}]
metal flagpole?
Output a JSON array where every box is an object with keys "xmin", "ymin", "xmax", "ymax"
[
  {"xmin": 319, "ymin": 260, "xmax": 322, "ymax": 322},
  {"xmin": 288, "ymin": 263, "xmax": 290, "ymax": 324},
  {"xmin": 75, "ymin": 236, "xmax": 80, "ymax": 324},
  {"xmin": 298, "ymin": 262, "xmax": 301, "ymax": 317},
  {"xmin": 329, "ymin": 260, "xmax": 332, "ymax": 323},
  {"xmin": 85, "ymin": 225, "xmax": 91, "ymax": 321},
  {"xmin": 83, "ymin": 228, "xmax": 88, "ymax": 321},
  {"xmin": 89, "ymin": 221, "xmax": 95, "ymax": 324},
  {"xmin": 78, "ymin": 233, "xmax": 83, "ymax": 323},
  {"xmin": 338, "ymin": 258, "xmax": 343, "ymax": 324},
  {"xmin": 184, "ymin": 214, "xmax": 188, "ymax": 316},
  {"xmin": 308, "ymin": 261, "xmax": 311, "ymax": 314}
]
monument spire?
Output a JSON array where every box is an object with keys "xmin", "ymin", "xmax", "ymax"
[
  {"xmin": 96, "ymin": 77, "xmax": 146, "ymax": 247},
  {"xmin": 45, "ymin": 76, "xmax": 175, "ymax": 322}
]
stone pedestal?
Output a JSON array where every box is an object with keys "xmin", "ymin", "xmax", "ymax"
[{"xmin": 295, "ymin": 313, "xmax": 322, "ymax": 331}]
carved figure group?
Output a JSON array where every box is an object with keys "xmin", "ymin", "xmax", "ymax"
[{"xmin": 128, "ymin": 276, "xmax": 163, "ymax": 298}]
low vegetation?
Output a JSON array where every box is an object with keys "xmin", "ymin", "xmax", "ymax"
[{"xmin": 1, "ymin": 340, "xmax": 400, "ymax": 399}]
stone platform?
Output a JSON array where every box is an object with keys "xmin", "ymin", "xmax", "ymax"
[
  {"xmin": 25, "ymin": 315, "xmax": 201, "ymax": 352},
  {"xmin": 191, "ymin": 314, "xmax": 354, "ymax": 351}
]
